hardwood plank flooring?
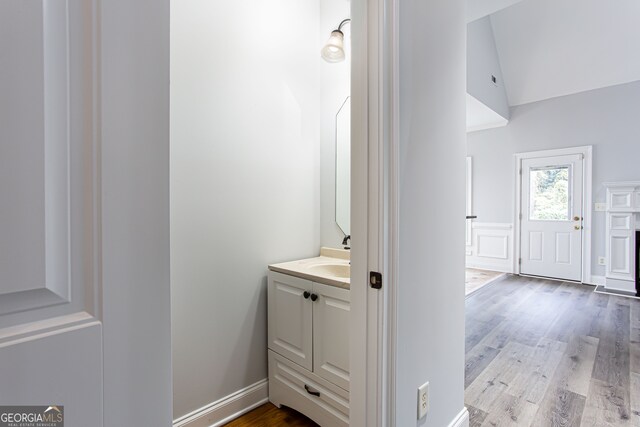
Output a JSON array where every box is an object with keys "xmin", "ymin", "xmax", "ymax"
[
  {"xmin": 225, "ymin": 403, "xmax": 318, "ymax": 427},
  {"xmin": 466, "ymin": 268, "xmax": 505, "ymax": 295},
  {"xmin": 465, "ymin": 275, "xmax": 640, "ymax": 426}
]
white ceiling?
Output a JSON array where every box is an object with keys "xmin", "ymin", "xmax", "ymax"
[{"xmin": 490, "ymin": 0, "xmax": 640, "ymax": 106}]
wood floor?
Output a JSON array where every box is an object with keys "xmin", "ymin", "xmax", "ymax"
[
  {"xmin": 230, "ymin": 275, "xmax": 639, "ymax": 426},
  {"xmin": 465, "ymin": 275, "xmax": 640, "ymax": 427},
  {"xmin": 466, "ymin": 268, "xmax": 505, "ymax": 295},
  {"xmin": 225, "ymin": 403, "xmax": 317, "ymax": 427}
]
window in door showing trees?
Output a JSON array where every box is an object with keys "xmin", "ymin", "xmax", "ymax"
[{"xmin": 529, "ymin": 166, "xmax": 571, "ymax": 221}]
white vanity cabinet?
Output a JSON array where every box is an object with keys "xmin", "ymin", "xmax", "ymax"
[{"xmin": 267, "ymin": 270, "xmax": 350, "ymax": 427}]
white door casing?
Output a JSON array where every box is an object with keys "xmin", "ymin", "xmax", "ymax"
[{"xmin": 520, "ymin": 154, "xmax": 584, "ymax": 281}]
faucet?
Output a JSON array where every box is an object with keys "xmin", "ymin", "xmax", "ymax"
[{"xmin": 342, "ymin": 235, "xmax": 351, "ymax": 249}]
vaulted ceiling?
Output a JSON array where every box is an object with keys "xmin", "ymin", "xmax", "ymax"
[{"xmin": 474, "ymin": 0, "xmax": 640, "ymax": 106}]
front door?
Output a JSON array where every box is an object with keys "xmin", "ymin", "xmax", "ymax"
[{"xmin": 520, "ymin": 154, "xmax": 584, "ymax": 281}]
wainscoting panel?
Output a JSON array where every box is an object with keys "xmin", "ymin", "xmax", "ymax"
[{"xmin": 466, "ymin": 223, "xmax": 514, "ymax": 273}]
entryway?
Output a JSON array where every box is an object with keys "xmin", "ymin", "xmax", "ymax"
[{"xmin": 515, "ymin": 147, "xmax": 593, "ymax": 283}]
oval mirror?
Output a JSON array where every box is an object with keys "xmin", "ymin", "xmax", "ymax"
[{"xmin": 335, "ymin": 96, "xmax": 351, "ymax": 236}]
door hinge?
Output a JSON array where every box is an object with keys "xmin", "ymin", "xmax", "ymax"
[
  {"xmin": 370, "ymin": 271, "xmax": 382, "ymax": 289},
  {"xmin": 518, "ymin": 258, "xmax": 522, "ymax": 265}
]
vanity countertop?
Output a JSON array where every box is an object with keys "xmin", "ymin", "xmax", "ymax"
[{"xmin": 268, "ymin": 247, "xmax": 350, "ymax": 289}]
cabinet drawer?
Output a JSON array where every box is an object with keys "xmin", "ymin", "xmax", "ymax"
[{"xmin": 269, "ymin": 350, "xmax": 349, "ymax": 426}]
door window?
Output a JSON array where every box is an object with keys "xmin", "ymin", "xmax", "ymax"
[{"xmin": 529, "ymin": 166, "xmax": 571, "ymax": 221}]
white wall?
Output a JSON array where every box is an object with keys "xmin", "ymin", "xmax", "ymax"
[
  {"xmin": 320, "ymin": 0, "xmax": 352, "ymax": 247},
  {"xmin": 170, "ymin": 0, "xmax": 323, "ymax": 419},
  {"xmin": 467, "ymin": 16, "xmax": 509, "ymax": 120},
  {"xmin": 467, "ymin": 80, "xmax": 640, "ymax": 278},
  {"xmin": 397, "ymin": 0, "xmax": 467, "ymax": 425}
]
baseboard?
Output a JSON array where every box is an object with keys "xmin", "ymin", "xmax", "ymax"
[
  {"xmin": 465, "ymin": 262, "xmax": 512, "ymax": 274},
  {"xmin": 588, "ymin": 275, "xmax": 605, "ymax": 286},
  {"xmin": 448, "ymin": 407, "xmax": 470, "ymax": 427},
  {"xmin": 594, "ymin": 285, "xmax": 640, "ymax": 300},
  {"xmin": 173, "ymin": 379, "xmax": 269, "ymax": 427}
]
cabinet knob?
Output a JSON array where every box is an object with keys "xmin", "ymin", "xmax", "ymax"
[
  {"xmin": 303, "ymin": 291, "xmax": 310, "ymax": 299},
  {"xmin": 310, "ymin": 293, "xmax": 318, "ymax": 302}
]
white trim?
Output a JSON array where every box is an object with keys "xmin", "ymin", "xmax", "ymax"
[
  {"xmin": 602, "ymin": 181, "xmax": 640, "ymax": 188},
  {"xmin": 172, "ymin": 379, "xmax": 268, "ymax": 427},
  {"xmin": 383, "ymin": 0, "xmax": 400, "ymax": 424},
  {"xmin": 466, "ymin": 157, "xmax": 473, "ymax": 246},
  {"xmin": 472, "ymin": 222, "xmax": 512, "ymax": 230},
  {"xmin": 513, "ymin": 146, "xmax": 593, "ymax": 283},
  {"xmin": 589, "ymin": 275, "xmax": 606, "ymax": 286},
  {"xmin": 466, "ymin": 222, "xmax": 515, "ymax": 273},
  {"xmin": 603, "ymin": 277, "xmax": 637, "ymax": 294},
  {"xmin": 466, "ymin": 261, "xmax": 512, "ymax": 274},
  {"xmin": 448, "ymin": 408, "xmax": 470, "ymax": 427},
  {"xmin": 350, "ymin": 0, "xmax": 388, "ymax": 425},
  {"xmin": 594, "ymin": 285, "xmax": 640, "ymax": 300}
]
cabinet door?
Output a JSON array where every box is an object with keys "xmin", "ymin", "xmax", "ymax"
[
  {"xmin": 268, "ymin": 271, "xmax": 313, "ymax": 370},
  {"xmin": 312, "ymin": 282, "xmax": 350, "ymax": 391}
]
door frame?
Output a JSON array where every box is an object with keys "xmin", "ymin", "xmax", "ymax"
[
  {"xmin": 350, "ymin": 0, "xmax": 396, "ymax": 424},
  {"xmin": 513, "ymin": 146, "xmax": 593, "ymax": 283}
]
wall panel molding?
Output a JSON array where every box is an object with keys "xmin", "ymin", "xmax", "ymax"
[{"xmin": 466, "ymin": 222, "xmax": 514, "ymax": 273}]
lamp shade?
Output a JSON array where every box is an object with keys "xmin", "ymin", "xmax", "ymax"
[{"xmin": 321, "ymin": 30, "xmax": 345, "ymax": 63}]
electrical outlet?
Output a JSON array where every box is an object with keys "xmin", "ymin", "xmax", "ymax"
[
  {"xmin": 598, "ymin": 256, "xmax": 606, "ymax": 266},
  {"xmin": 417, "ymin": 382, "xmax": 429, "ymax": 419},
  {"xmin": 595, "ymin": 203, "xmax": 606, "ymax": 212}
]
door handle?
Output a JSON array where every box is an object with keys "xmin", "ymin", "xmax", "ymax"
[
  {"xmin": 303, "ymin": 291, "xmax": 310, "ymax": 299},
  {"xmin": 574, "ymin": 225, "xmax": 583, "ymax": 230},
  {"xmin": 304, "ymin": 384, "xmax": 320, "ymax": 397},
  {"xmin": 573, "ymin": 216, "xmax": 582, "ymax": 221}
]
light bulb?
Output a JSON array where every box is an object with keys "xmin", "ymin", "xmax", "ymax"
[{"xmin": 321, "ymin": 30, "xmax": 345, "ymax": 63}]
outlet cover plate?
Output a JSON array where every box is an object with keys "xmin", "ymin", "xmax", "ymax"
[{"xmin": 418, "ymin": 382, "xmax": 429, "ymax": 419}]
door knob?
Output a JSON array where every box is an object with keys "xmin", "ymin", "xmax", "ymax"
[
  {"xmin": 310, "ymin": 294, "xmax": 318, "ymax": 302},
  {"xmin": 573, "ymin": 216, "xmax": 581, "ymax": 221},
  {"xmin": 574, "ymin": 225, "xmax": 583, "ymax": 230},
  {"xmin": 303, "ymin": 291, "xmax": 310, "ymax": 299}
]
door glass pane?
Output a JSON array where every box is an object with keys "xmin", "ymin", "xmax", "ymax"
[{"xmin": 529, "ymin": 166, "xmax": 570, "ymax": 220}]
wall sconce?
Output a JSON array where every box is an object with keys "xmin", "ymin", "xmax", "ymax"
[{"xmin": 321, "ymin": 19, "xmax": 351, "ymax": 63}]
